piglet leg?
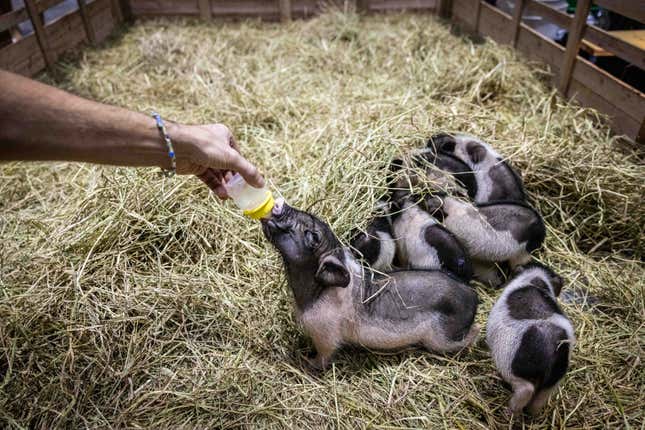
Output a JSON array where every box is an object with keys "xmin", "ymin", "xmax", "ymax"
[
  {"xmin": 527, "ymin": 385, "xmax": 557, "ymax": 415},
  {"xmin": 306, "ymin": 336, "xmax": 339, "ymax": 370},
  {"xmin": 508, "ymin": 378, "xmax": 535, "ymax": 414}
]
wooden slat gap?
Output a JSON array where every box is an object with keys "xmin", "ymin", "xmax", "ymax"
[
  {"xmin": 584, "ymin": 25, "xmax": 645, "ymax": 69},
  {"xmin": 593, "ymin": 0, "xmax": 645, "ymax": 24}
]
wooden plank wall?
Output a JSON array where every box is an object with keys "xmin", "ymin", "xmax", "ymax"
[
  {"xmin": 452, "ymin": 0, "xmax": 645, "ymax": 142},
  {"xmin": 0, "ymin": 0, "xmax": 121, "ymax": 76},
  {"xmin": 1, "ymin": 0, "xmax": 641, "ymax": 142},
  {"xmin": 129, "ymin": 0, "xmax": 437, "ymax": 19}
]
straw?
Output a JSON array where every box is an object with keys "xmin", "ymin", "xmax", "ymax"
[{"xmin": 0, "ymin": 9, "xmax": 643, "ymax": 429}]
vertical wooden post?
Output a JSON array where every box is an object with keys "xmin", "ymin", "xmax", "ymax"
[
  {"xmin": 279, "ymin": 0, "xmax": 291, "ymax": 22},
  {"xmin": 438, "ymin": 0, "xmax": 453, "ymax": 18},
  {"xmin": 110, "ymin": 0, "xmax": 124, "ymax": 22},
  {"xmin": 558, "ymin": 0, "xmax": 591, "ymax": 95},
  {"xmin": 473, "ymin": 0, "xmax": 482, "ymax": 33},
  {"xmin": 198, "ymin": 0, "xmax": 211, "ymax": 19},
  {"xmin": 510, "ymin": 0, "xmax": 525, "ymax": 47},
  {"xmin": 357, "ymin": 0, "xmax": 369, "ymax": 14},
  {"xmin": 77, "ymin": 0, "xmax": 97, "ymax": 45},
  {"xmin": 117, "ymin": 0, "xmax": 131, "ymax": 21},
  {"xmin": 24, "ymin": 0, "xmax": 54, "ymax": 70}
]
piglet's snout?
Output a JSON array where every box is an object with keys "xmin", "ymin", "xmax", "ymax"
[
  {"xmin": 262, "ymin": 199, "xmax": 293, "ymax": 233},
  {"xmin": 272, "ymin": 198, "xmax": 285, "ymax": 217}
]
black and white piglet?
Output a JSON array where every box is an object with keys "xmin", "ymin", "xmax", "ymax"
[
  {"xmin": 350, "ymin": 201, "xmax": 396, "ymax": 272},
  {"xmin": 413, "ymin": 149, "xmax": 478, "ymax": 200},
  {"xmin": 390, "ymin": 196, "xmax": 472, "ymax": 282},
  {"xmin": 427, "ymin": 133, "xmax": 526, "ymax": 204},
  {"xmin": 262, "ymin": 199, "xmax": 479, "ymax": 370},
  {"xmin": 388, "ymin": 155, "xmax": 469, "ymax": 202},
  {"xmin": 487, "ymin": 263, "xmax": 575, "ymax": 415},
  {"xmin": 422, "ymin": 195, "xmax": 545, "ymax": 268}
]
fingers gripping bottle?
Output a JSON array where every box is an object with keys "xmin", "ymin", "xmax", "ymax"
[{"xmin": 224, "ymin": 173, "xmax": 274, "ymax": 220}]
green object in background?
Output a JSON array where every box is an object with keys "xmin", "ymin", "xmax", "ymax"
[{"xmin": 566, "ymin": 0, "xmax": 600, "ymax": 14}]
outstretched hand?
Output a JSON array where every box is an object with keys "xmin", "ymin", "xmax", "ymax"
[
  {"xmin": 171, "ymin": 124, "xmax": 265, "ymax": 198},
  {"xmin": 0, "ymin": 70, "xmax": 265, "ymax": 196}
]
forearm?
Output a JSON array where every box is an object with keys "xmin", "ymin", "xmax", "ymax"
[
  {"xmin": 0, "ymin": 70, "xmax": 173, "ymax": 169},
  {"xmin": 0, "ymin": 70, "xmax": 265, "ymax": 192}
]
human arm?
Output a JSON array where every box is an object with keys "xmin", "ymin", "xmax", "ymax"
[{"xmin": 0, "ymin": 70, "xmax": 264, "ymax": 197}]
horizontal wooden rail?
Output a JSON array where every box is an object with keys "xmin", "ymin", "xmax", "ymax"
[
  {"xmin": 452, "ymin": 0, "xmax": 645, "ymax": 142},
  {"xmin": 0, "ymin": 0, "xmax": 77, "ymax": 32},
  {"xmin": 37, "ymin": 0, "xmax": 69, "ymax": 14},
  {"xmin": 593, "ymin": 0, "xmax": 645, "ymax": 24},
  {"xmin": 0, "ymin": 0, "xmax": 119, "ymax": 76},
  {"xmin": 524, "ymin": 0, "xmax": 645, "ymax": 69},
  {"xmin": 0, "ymin": 8, "xmax": 29, "ymax": 33},
  {"xmin": 584, "ymin": 25, "xmax": 645, "ymax": 69},
  {"xmin": 128, "ymin": 0, "xmax": 438, "ymax": 19},
  {"xmin": 525, "ymin": 0, "xmax": 570, "ymax": 28}
]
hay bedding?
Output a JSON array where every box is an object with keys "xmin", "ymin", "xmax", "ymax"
[{"xmin": 0, "ymin": 10, "xmax": 643, "ymax": 429}]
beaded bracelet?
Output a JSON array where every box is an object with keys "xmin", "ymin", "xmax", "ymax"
[{"xmin": 152, "ymin": 112, "xmax": 176, "ymax": 177}]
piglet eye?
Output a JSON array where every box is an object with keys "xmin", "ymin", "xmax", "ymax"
[{"xmin": 304, "ymin": 230, "xmax": 321, "ymax": 248}]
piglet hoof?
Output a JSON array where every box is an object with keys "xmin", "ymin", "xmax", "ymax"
[
  {"xmin": 503, "ymin": 406, "xmax": 528, "ymax": 422},
  {"xmin": 304, "ymin": 353, "xmax": 330, "ymax": 372},
  {"xmin": 503, "ymin": 407, "xmax": 517, "ymax": 420},
  {"xmin": 464, "ymin": 324, "xmax": 480, "ymax": 349},
  {"xmin": 526, "ymin": 405, "xmax": 544, "ymax": 416}
]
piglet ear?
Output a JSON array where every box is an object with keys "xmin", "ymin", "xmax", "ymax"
[
  {"xmin": 551, "ymin": 274, "xmax": 564, "ymax": 297},
  {"xmin": 427, "ymin": 133, "xmax": 456, "ymax": 153},
  {"xmin": 315, "ymin": 252, "xmax": 350, "ymax": 288},
  {"xmin": 466, "ymin": 141, "xmax": 487, "ymax": 164},
  {"xmin": 422, "ymin": 195, "xmax": 446, "ymax": 220}
]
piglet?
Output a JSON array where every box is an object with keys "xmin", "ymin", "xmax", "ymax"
[
  {"xmin": 391, "ymin": 196, "xmax": 472, "ymax": 282},
  {"xmin": 422, "ymin": 194, "xmax": 545, "ymax": 268},
  {"xmin": 487, "ymin": 263, "xmax": 575, "ymax": 415},
  {"xmin": 350, "ymin": 200, "xmax": 396, "ymax": 272},
  {"xmin": 413, "ymin": 149, "xmax": 478, "ymax": 200},
  {"xmin": 427, "ymin": 133, "xmax": 526, "ymax": 204},
  {"xmin": 262, "ymin": 199, "xmax": 479, "ymax": 370}
]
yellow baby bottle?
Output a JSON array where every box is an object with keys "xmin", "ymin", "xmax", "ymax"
[{"xmin": 224, "ymin": 173, "xmax": 274, "ymax": 220}]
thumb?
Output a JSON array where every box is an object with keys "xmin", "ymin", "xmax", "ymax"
[{"xmin": 227, "ymin": 152, "xmax": 265, "ymax": 188}]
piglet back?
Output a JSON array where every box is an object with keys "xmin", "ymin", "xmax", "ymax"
[
  {"xmin": 511, "ymin": 323, "xmax": 570, "ymax": 390},
  {"xmin": 477, "ymin": 200, "xmax": 546, "ymax": 253}
]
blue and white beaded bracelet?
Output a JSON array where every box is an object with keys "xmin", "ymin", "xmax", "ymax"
[{"xmin": 152, "ymin": 112, "xmax": 176, "ymax": 177}]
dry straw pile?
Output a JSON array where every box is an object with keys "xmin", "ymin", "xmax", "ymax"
[{"xmin": 1, "ymin": 9, "xmax": 643, "ymax": 429}]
